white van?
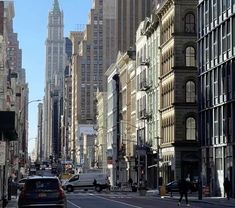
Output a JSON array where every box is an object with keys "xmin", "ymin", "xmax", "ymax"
[{"xmin": 63, "ymin": 173, "xmax": 110, "ymax": 192}]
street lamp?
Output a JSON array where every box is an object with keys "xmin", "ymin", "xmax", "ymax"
[{"xmin": 18, "ymin": 99, "xmax": 42, "ymax": 176}]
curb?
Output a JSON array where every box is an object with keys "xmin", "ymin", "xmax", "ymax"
[{"xmin": 163, "ymin": 196, "xmax": 235, "ymax": 207}]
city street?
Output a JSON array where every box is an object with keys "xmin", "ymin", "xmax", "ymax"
[
  {"xmin": 6, "ymin": 188, "xmax": 235, "ymax": 208},
  {"xmin": 65, "ymin": 191, "xmax": 235, "ymax": 208}
]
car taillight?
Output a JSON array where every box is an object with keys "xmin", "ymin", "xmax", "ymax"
[
  {"xmin": 19, "ymin": 188, "xmax": 27, "ymax": 200},
  {"xmin": 58, "ymin": 188, "xmax": 65, "ymax": 199}
]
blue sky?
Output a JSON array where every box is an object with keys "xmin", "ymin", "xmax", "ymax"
[{"xmin": 13, "ymin": 0, "xmax": 92, "ymax": 152}]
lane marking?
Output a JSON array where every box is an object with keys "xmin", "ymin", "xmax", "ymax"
[
  {"xmin": 90, "ymin": 194, "xmax": 143, "ymax": 208},
  {"xmin": 67, "ymin": 200, "xmax": 82, "ymax": 208}
]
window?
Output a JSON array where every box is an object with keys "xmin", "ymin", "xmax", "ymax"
[
  {"xmin": 215, "ymin": 148, "xmax": 222, "ymax": 170},
  {"xmin": 233, "ymin": 17, "xmax": 235, "ymax": 50},
  {"xmin": 186, "ymin": 117, "xmax": 196, "ymax": 140},
  {"xmin": 213, "ymin": 30, "xmax": 218, "ymax": 58},
  {"xmin": 214, "ymin": 108, "xmax": 218, "ymax": 137},
  {"xmin": 205, "ymin": 36, "xmax": 209, "ymax": 66},
  {"xmin": 206, "ymin": 72, "xmax": 211, "ymax": 106},
  {"xmin": 222, "ymin": 23, "xmax": 227, "ymax": 53},
  {"xmin": 205, "ymin": 0, "xmax": 209, "ymax": 26},
  {"xmin": 186, "ymin": 81, "xmax": 196, "ymax": 102},
  {"xmin": 213, "ymin": 0, "xmax": 217, "ymax": 20},
  {"xmin": 222, "ymin": 0, "xmax": 227, "ymax": 12},
  {"xmin": 222, "ymin": 0, "xmax": 231, "ymax": 12},
  {"xmin": 214, "ymin": 68, "xmax": 218, "ymax": 102},
  {"xmin": 185, "ymin": 46, "xmax": 196, "ymax": 66},
  {"xmin": 227, "ymin": 20, "xmax": 231, "ymax": 51},
  {"xmin": 185, "ymin": 13, "xmax": 195, "ymax": 33}
]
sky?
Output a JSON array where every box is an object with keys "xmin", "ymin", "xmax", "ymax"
[{"xmin": 13, "ymin": 0, "xmax": 92, "ymax": 153}]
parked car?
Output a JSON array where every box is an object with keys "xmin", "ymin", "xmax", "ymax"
[
  {"xmin": 165, "ymin": 180, "xmax": 179, "ymax": 193},
  {"xmin": 165, "ymin": 180, "xmax": 198, "ymax": 193},
  {"xmin": 18, "ymin": 176, "xmax": 67, "ymax": 208},
  {"xmin": 63, "ymin": 172, "xmax": 110, "ymax": 192},
  {"xmin": 29, "ymin": 166, "xmax": 37, "ymax": 175}
]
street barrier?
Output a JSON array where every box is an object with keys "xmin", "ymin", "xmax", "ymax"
[
  {"xmin": 203, "ymin": 186, "xmax": 210, "ymax": 197},
  {"xmin": 159, "ymin": 185, "xmax": 166, "ymax": 198}
]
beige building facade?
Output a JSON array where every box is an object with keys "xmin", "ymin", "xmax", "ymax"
[
  {"xmin": 156, "ymin": 0, "xmax": 199, "ymax": 183},
  {"xmin": 95, "ymin": 91, "xmax": 108, "ymax": 173}
]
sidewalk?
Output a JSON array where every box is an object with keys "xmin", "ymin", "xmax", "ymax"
[
  {"xmin": 6, "ymin": 197, "xmax": 17, "ymax": 208},
  {"xmin": 113, "ymin": 189, "xmax": 235, "ymax": 207},
  {"xmin": 163, "ymin": 193, "xmax": 235, "ymax": 207}
]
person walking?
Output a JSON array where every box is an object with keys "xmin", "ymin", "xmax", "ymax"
[
  {"xmin": 224, "ymin": 177, "xmax": 232, "ymax": 200},
  {"xmin": 128, "ymin": 177, "xmax": 133, "ymax": 187},
  {"xmin": 178, "ymin": 178, "xmax": 190, "ymax": 207}
]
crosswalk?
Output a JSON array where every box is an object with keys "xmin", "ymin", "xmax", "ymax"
[{"xmin": 66, "ymin": 191, "xmax": 136, "ymax": 199}]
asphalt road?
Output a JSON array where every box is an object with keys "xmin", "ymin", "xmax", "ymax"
[
  {"xmin": 66, "ymin": 192, "xmax": 229, "ymax": 208},
  {"xmin": 33, "ymin": 170, "xmax": 234, "ymax": 208}
]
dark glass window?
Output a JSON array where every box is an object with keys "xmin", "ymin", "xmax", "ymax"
[
  {"xmin": 25, "ymin": 179, "xmax": 59, "ymax": 191},
  {"xmin": 213, "ymin": 30, "xmax": 218, "ymax": 58},
  {"xmin": 227, "ymin": 20, "xmax": 231, "ymax": 51},
  {"xmin": 214, "ymin": 108, "xmax": 218, "ymax": 137},
  {"xmin": 222, "ymin": 23, "xmax": 227, "ymax": 53},
  {"xmin": 213, "ymin": 0, "xmax": 217, "ymax": 20}
]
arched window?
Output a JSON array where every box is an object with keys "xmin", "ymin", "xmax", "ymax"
[
  {"xmin": 185, "ymin": 46, "xmax": 196, "ymax": 67},
  {"xmin": 186, "ymin": 117, "xmax": 196, "ymax": 140},
  {"xmin": 185, "ymin": 13, "xmax": 195, "ymax": 33},
  {"xmin": 186, "ymin": 81, "xmax": 196, "ymax": 102}
]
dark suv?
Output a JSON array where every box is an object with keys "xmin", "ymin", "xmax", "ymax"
[
  {"xmin": 18, "ymin": 176, "xmax": 67, "ymax": 208},
  {"xmin": 166, "ymin": 180, "xmax": 198, "ymax": 193}
]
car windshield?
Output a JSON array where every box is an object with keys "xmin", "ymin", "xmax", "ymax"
[{"xmin": 25, "ymin": 179, "xmax": 59, "ymax": 191}]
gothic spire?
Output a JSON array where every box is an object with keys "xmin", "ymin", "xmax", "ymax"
[{"xmin": 52, "ymin": 0, "xmax": 60, "ymax": 12}]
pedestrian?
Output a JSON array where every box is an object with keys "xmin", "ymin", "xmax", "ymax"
[
  {"xmin": 224, "ymin": 177, "xmax": 232, "ymax": 200},
  {"xmin": 93, "ymin": 178, "xmax": 97, "ymax": 186},
  {"xmin": 178, "ymin": 178, "xmax": 190, "ymax": 207},
  {"xmin": 8, "ymin": 176, "xmax": 12, "ymax": 200},
  {"xmin": 128, "ymin": 177, "xmax": 133, "ymax": 187}
]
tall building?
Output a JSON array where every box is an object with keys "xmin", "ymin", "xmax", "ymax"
[
  {"xmin": 61, "ymin": 37, "xmax": 72, "ymax": 160},
  {"xmin": 198, "ymin": 0, "xmax": 235, "ymax": 198},
  {"xmin": 72, "ymin": 0, "xmax": 153, "ymax": 130},
  {"xmin": 0, "ymin": 0, "xmax": 27, "ymax": 200},
  {"xmin": 70, "ymin": 0, "xmax": 116, "ymax": 165},
  {"xmin": 136, "ymin": 15, "xmax": 161, "ymax": 189},
  {"xmin": 42, "ymin": 0, "xmax": 65, "ymax": 160},
  {"xmin": 156, "ymin": 0, "xmax": 199, "ymax": 184},
  {"xmin": 95, "ymin": 91, "xmax": 107, "ymax": 173},
  {"xmin": 69, "ymin": 0, "xmax": 154, "ymax": 173},
  {"xmin": 90, "ymin": 0, "xmax": 153, "ymax": 185},
  {"xmin": 115, "ymin": 0, "xmax": 153, "ymax": 54},
  {"xmin": 70, "ymin": 31, "xmax": 84, "ymax": 163}
]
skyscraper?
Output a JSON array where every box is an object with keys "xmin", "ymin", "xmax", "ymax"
[
  {"xmin": 115, "ymin": 0, "xmax": 153, "ymax": 54},
  {"xmin": 42, "ymin": 0, "xmax": 65, "ymax": 160},
  {"xmin": 71, "ymin": 0, "xmax": 153, "ymax": 127},
  {"xmin": 198, "ymin": 0, "xmax": 235, "ymax": 197}
]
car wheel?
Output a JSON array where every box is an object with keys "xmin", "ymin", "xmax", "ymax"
[
  {"xmin": 95, "ymin": 186, "xmax": 102, "ymax": 192},
  {"xmin": 67, "ymin": 185, "xmax": 74, "ymax": 192}
]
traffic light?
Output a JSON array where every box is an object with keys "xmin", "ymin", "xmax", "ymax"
[
  {"xmin": 140, "ymin": 166, "xmax": 145, "ymax": 177},
  {"xmin": 139, "ymin": 155, "xmax": 146, "ymax": 178}
]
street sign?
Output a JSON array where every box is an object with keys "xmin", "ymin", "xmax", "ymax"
[{"xmin": 0, "ymin": 141, "xmax": 6, "ymax": 165}]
